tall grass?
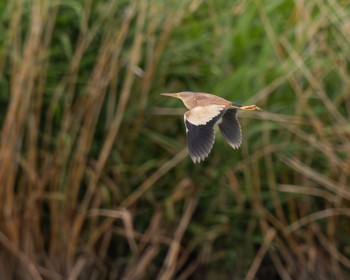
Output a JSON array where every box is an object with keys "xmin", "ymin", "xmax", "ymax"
[{"xmin": 0, "ymin": 0, "xmax": 350, "ymax": 279}]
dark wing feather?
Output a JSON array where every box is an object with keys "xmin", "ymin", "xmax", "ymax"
[
  {"xmin": 184, "ymin": 106, "xmax": 226, "ymax": 163},
  {"xmin": 218, "ymin": 109, "xmax": 242, "ymax": 149}
]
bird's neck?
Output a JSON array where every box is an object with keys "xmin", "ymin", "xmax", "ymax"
[{"xmin": 182, "ymin": 99, "xmax": 196, "ymax": 109}]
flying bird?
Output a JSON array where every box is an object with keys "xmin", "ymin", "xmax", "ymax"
[{"xmin": 161, "ymin": 92, "xmax": 261, "ymax": 163}]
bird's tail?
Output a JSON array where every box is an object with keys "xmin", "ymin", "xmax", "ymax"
[{"xmin": 231, "ymin": 102, "xmax": 243, "ymax": 109}]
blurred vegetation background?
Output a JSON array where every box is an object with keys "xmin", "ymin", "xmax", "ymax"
[{"xmin": 0, "ymin": 0, "xmax": 350, "ymax": 279}]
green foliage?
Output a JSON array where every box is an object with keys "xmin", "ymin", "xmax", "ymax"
[{"xmin": 0, "ymin": 0, "xmax": 350, "ymax": 279}]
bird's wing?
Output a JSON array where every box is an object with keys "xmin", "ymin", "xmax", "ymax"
[
  {"xmin": 184, "ymin": 105, "xmax": 226, "ymax": 163},
  {"xmin": 218, "ymin": 109, "xmax": 242, "ymax": 149}
]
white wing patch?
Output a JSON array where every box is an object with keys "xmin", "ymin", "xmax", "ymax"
[{"xmin": 185, "ymin": 105, "xmax": 225, "ymax": 126}]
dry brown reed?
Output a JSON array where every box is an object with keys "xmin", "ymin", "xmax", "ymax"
[{"xmin": 0, "ymin": 0, "xmax": 201, "ymax": 279}]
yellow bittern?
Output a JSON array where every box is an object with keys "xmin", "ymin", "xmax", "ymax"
[{"xmin": 161, "ymin": 92, "xmax": 261, "ymax": 163}]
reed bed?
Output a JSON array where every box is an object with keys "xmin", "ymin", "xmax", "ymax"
[{"xmin": 0, "ymin": 0, "xmax": 349, "ymax": 279}]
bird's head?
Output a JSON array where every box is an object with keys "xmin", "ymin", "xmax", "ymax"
[{"xmin": 160, "ymin": 91, "xmax": 195, "ymax": 105}]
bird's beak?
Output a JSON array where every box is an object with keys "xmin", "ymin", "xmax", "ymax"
[{"xmin": 160, "ymin": 93, "xmax": 181, "ymax": 99}]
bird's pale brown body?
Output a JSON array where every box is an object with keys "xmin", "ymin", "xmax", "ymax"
[
  {"xmin": 178, "ymin": 92, "xmax": 231, "ymax": 109},
  {"xmin": 161, "ymin": 92, "xmax": 261, "ymax": 163}
]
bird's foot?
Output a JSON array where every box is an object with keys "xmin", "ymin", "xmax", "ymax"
[{"xmin": 240, "ymin": 105, "xmax": 262, "ymax": 111}]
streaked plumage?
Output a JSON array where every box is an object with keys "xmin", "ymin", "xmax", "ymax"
[{"xmin": 161, "ymin": 92, "xmax": 261, "ymax": 163}]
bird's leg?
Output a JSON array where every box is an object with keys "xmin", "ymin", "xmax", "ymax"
[
  {"xmin": 231, "ymin": 104, "xmax": 262, "ymax": 111},
  {"xmin": 240, "ymin": 105, "xmax": 262, "ymax": 111}
]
